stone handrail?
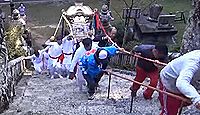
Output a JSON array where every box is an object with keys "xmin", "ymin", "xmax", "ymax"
[
  {"xmin": 7, "ymin": 56, "xmax": 26, "ymax": 83},
  {"xmin": 0, "ymin": 56, "xmax": 26, "ymax": 113}
]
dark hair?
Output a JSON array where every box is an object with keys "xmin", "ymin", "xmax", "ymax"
[
  {"xmin": 42, "ymin": 44, "xmax": 47, "ymax": 48},
  {"xmin": 24, "ymin": 29, "xmax": 28, "ymax": 34},
  {"xmin": 82, "ymin": 38, "xmax": 92, "ymax": 47},
  {"xmin": 34, "ymin": 50, "xmax": 40, "ymax": 57},
  {"xmin": 56, "ymin": 36, "xmax": 62, "ymax": 40},
  {"xmin": 155, "ymin": 44, "xmax": 168, "ymax": 56}
]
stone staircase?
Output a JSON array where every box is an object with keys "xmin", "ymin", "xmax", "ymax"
[{"xmin": 1, "ymin": 71, "xmax": 200, "ymax": 115}]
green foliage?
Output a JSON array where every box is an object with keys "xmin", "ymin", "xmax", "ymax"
[
  {"xmin": 111, "ymin": 0, "xmax": 192, "ymax": 52},
  {"xmin": 5, "ymin": 25, "xmax": 26, "ymax": 60}
]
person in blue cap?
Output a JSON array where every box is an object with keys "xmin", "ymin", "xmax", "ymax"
[{"xmin": 80, "ymin": 45, "xmax": 124, "ymax": 100}]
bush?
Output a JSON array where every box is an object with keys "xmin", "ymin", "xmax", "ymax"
[{"xmin": 5, "ymin": 25, "xmax": 26, "ymax": 60}]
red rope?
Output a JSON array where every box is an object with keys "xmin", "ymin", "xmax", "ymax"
[
  {"xmin": 95, "ymin": 11, "xmax": 101, "ymax": 30},
  {"xmin": 94, "ymin": 11, "xmax": 107, "ymax": 35},
  {"xmin": 106, "ymin": 70, "xmax": 191, "ymax": 104},
  {"xmin": 94, "ymin": 11, "xmax": 167, "ymax": 66},
  {"xmin": 121, "ymin": 50, "xmax": 167, "ymax": 66}
]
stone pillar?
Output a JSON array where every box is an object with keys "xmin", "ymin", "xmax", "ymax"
[{"xmin": 181, "ymin": 0, "xmax": 200, "ymax": 54}]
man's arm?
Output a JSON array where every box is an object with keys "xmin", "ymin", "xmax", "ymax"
[
  {"xmin": 45, "ymin": 36, "xmax": 57, "ymax": 46},
  {"xmin": 132, "ymin": 45, "xmax": 142, "ymax": 53},
  {"xmin": 40, "ymin": 46, "xmax": 50, "ymax": 53},
  {"xmin": 24, "ymin": 55, "xmax": 34, "ymax": 60},
  {"xmin": 44, "ymin": 40, "xmax": 53, "ymax": 46},
  {"xmin": 69, "ymin": 47, "xmax": 85, "ymax": 73},
  {"xmin": 93, "ymin": 34, "xmax": 106, "ymax": 42},
  {"xmin": 103, "ymin": 45, "xmax": 118, "ymax": 57},
  {"xmin": 176, "ymin": 66, "xmax": 200, "ymax": 106}
]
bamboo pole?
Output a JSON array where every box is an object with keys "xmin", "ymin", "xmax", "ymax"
[{"xmin": 53, "ymin": 15, "xmax": 63, "ymax": 37}]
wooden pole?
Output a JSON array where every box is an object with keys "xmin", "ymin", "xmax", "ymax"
[{"xmin": 53, "ymin": 15, "xmax": 63, "ymax": 37}]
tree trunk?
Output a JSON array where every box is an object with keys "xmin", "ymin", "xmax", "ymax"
[{"xmin": 181, "ymin": 0, "xmax": 200, "ymax": 54}]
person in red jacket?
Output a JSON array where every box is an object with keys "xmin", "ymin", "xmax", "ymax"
[{"xmin": 130, "ymin": 44, "xmax": 168, "ymax": 99}]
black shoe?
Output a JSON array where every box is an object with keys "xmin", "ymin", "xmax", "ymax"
[
  {"xmin": 130, "ymin": 87, "xmax": 137, "ymax": 97},
  {"xmin": 88, "ymin": 93, "xmax": 95, "ymax": 100}
]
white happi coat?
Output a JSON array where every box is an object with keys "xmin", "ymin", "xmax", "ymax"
[
  {"xmin": 45, "ymin": 40, "xmax": 63, "ymax": 68},
  {"xmin": 42, "ymin": 46, "xmax": 50, "ymax": 69},
  {"xmin": 69, "ymin": 42, "xmax": 99, "ymax": 89},
  {"xmin": 62, "ymin": 36, "xmax": 75, "ymax": 69},
  {"xmin": 25, "ymin": 50, "xmax": 45, "ymax": 73}
]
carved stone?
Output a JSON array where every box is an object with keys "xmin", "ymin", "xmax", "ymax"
[{"xmin": 149, "ymin": 4, "xmax": 163, "ymax": 21}]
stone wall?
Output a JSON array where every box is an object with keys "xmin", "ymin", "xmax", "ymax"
[{"xmin": 0, "ymin": 11, "xmax": 26, "ymax": 113}]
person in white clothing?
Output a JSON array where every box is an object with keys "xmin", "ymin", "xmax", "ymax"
[
  {"xmin": 45, "ymin": 36, "xmax": 63, "ymax": 78},
  {"xmin": 41, "ymin": 45, "xmax": 50, "ymax": 70},
  {"xmin": 159, "ymin": 50, "xmax": 200, "ymax": 115},
  {"xmin": 62, "ymin": 35, "xmax": 75, "ymax": 76},
  {"xmin": 69, "ymin": 38, "xmax": 98, "ymax": 91},
  {"xmin": 24, "ymin": 48, "xmax": 48, "ymax": 74}
]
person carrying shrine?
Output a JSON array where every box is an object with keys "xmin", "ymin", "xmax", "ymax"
[
  {"xmin": 130, "ymin": 44, "xmax": 168, "ymax": 100},
  {"xmin": 45, "ymin": 36, "xmax": 63, "ymax": 78},
  {"xmin": 18, "ymin": 3, "xmax": 26, "ymax": 18},
  {"xmin": 80, "ymin": 45, "xmax": 124, "ymax": 100},
  {"xmin": 159, "ymin": 50, "xmax": 200, "ymax": 115}
]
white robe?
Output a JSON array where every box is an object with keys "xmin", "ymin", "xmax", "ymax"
[
  {"xmin": 69, "ymin": 42, "xmax": 99, "ymax": 90},
  {"xmin": 45, "ymin": 40, "xmax": 63, "ymax": 69},
  {"xmin": 25, "ymin": 50, "xmax": 45, "ymax": 73},
  {"xmin": 62, "ymin": 36, "xmax": 75, "ymax": 70}
]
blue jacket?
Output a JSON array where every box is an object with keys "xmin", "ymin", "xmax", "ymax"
[{"xmin": 80, "ymin": 45, "xmax": 118, "ymax": 78}]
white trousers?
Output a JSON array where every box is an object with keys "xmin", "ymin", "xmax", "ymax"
[{"xmin": 76, "ymin": 65, "xmax": 86, "ymax": 90}]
